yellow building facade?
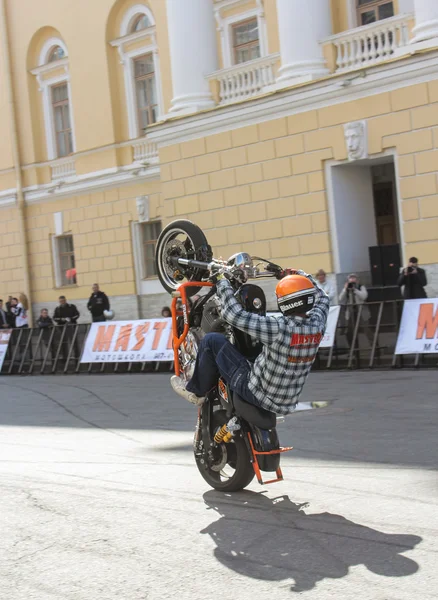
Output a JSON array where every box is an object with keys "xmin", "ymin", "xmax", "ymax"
[{"xmin": 1, "ymin": 0, "xmax": 438, "ymax": 322}]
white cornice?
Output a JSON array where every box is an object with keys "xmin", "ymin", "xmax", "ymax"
[
  {"xmin": 0, "ymin": 164, "xmax": 160, "ymax": 209},
  {"xmin": 148, "ymin": 50, "xmax": 438, "ymax": 147}
]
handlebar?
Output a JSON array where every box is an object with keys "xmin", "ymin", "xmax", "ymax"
[{"xmin": 171, "ymin": 255, "xmax": 289, "ymax": 281}]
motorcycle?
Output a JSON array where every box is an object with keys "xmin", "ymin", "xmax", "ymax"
[{"xmin": 155, "ymin": 219, "xmax": 294, "ymax": 492}]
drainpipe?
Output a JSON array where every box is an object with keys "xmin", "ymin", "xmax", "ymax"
[{"xmin": 0, "ymin": 0, "xmax": 32, "ymax": 326}]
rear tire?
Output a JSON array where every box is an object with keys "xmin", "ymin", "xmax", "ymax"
[
  {"xmin": 195, "ymin": 409, "xmax": 255, "ymax": 492},
  {"xmin": 155, "ymin": 219, "xmax": 211, "ymax": 297}
]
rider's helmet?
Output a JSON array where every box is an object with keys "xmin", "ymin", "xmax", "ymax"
[
  {"xmin": 103, "ymin": 309, "xmax": 115, "ymax": 320},
  {"xmin": 275, "ymin": 275, "xmax": 316, "ymax": 317}
]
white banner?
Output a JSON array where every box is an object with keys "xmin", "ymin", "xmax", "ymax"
[
  {"xmin": 320, "ymin": 305, "xmax": 341, "ymax": 348},
  {"xmin": 0, "ymin": 329, "xmax": 12, "ymax": 372},
  {"xmin": 395, "ymin": 298, "xmax": 438, "ymax": 354},
  {"xmin": 268, "ymin": 305, "xmax": 340, "ymax": 348},
  {"xmin": 80, "ymin": 319, "xmax": 174, "ymax": 363}
]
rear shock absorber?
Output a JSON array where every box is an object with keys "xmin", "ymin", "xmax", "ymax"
[{"xmin": 214, "ymin": 417, "xmax": 241, "ymax": 444}]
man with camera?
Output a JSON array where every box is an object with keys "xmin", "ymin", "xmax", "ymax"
[
  {"xmin": 397, "ymin": 257, "xmax": 427, "ymax": 299},
  {"xmin": 339, "ymin": 274, "xmax": 373, "ymax": 348}
]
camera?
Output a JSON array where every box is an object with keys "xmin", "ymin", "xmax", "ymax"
[
  {"xmin": 407, "ymin": 266, "xmax": 414, "ymax": 273},
  {"xmin": 347, "ymin": 282, "xmax": 356, "ymax": 289}
]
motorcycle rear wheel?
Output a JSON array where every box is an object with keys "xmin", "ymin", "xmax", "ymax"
[
  {"xmin": 195, "ymin": 410, "xmax": 255, "ymax": 492},
  {"xmin": 155, "ymin": 219, "xmax": 211, "ymax": 297}
]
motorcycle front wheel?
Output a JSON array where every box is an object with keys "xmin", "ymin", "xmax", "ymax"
[
  {"xmin": 155, "ymin": 219, "xmax": 211, "ymax": 297},
  {"xmin": 195, "ymin": 409, "xmax": 255, "ymax": 492}
]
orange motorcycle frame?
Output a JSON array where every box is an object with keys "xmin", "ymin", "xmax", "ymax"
[
  {"xmin": 171, "ymin": 279, "xmax": 293, "ymax": 486},
  {"xmin": 170, "ymin": 280, "xmax": 213, "ymax": 377}
]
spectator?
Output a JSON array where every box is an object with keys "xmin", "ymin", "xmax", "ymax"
[
  {"xmin": 6, "ymin": 297, "xmax": 18, "ymax": 328},
  {"xmin": 53, "ymin": 296, "xmax": 80, "ymax": 360},
  {"xmin": 161, "ymin": 306, "xmax": 171, "ymax": 318},
  {"xmin": 87, "ymin": 283, "xmax": 110, "ymax": 323},
  {"xmin": 15, "ymin": 293, "xmax": 29, "ymax": 328},
  {"xmin": 339, "ymin": 274, "xmax": 374, "ymax": 348},
  {"xmin": 37, "ymin": 308, "xmax": 54, "ymax": 330},
  {"xmin": 37, "ymin": 308, "xmax": 54, "ymax": 359},
  {"xmin": 0, "ymin": 300, "xmax": 8, "ymax": 329},
  {"xmin": 315, "ymin": 269, "xmax": 336, "ymax": 305},
  {"xmin": 397, "ymin": 257, "xmax": 427, "ymax": 299}
]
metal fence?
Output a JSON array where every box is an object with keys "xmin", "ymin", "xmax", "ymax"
[{"xmin": 0, "ymin": 300, "xmax": 436, "ymax": 375}]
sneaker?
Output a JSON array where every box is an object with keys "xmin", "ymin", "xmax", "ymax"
[{"xmin": 170, "ymin": 376, "xmax": 205, "ymax": 406}]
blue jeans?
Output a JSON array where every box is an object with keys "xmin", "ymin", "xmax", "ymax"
[{"xmin": 186, "ymin": 333, "xmax": 261, "ymax": 407}]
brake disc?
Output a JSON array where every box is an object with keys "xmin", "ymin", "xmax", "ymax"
[
  {"xmin": 209, "ymin": 445, "xmax": 227, "ymax": 472},
  {"xmin": 163, "ymin": 238, "xmax": 187, "ymax": 278}
]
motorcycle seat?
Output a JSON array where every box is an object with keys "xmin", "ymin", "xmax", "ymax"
[{"xmin": 232, "ymin": 392, "xmax": 276, "ymax": 430}]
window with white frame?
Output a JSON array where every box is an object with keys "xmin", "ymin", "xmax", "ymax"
[
  {"xmin": 357, "ymin": 0, "xmax": 394, "ymax": 26},
  {"xmin": 52, "ymin": 83, "xmax": 73, "ymax": 157},
  {"xmin": 31, "ymin": 37, "xmax": 76, "ymax": 160},
  {"xmin": 141, "ymin": 220, "xmax": 161, "ymax": 278},
  {"xmin": 53, "ymin": 234, "xmax": 77, "ymax": 287},
  {"xmin": 232, "ymin": 18, "xmax": 261, "ymax": 64},
  {"xmin": 215, "ymin": 4, "xmax": 268, "ymax": 69},
  {"xmin": 134, "ymin": 53, "xmax": 158, "ymax": 133},
  {"xmin": 110, "ymin": 4, "xmax": 163, "ymax": 139}
]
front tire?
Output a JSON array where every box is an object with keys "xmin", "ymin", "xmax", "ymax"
[
  {"xmin": 155, "ymin": 219, "xmax": 211, "ymax": 297},
  {"xmin": 195, "ymin": 409, "xmax": 255, "ymax": 492}
]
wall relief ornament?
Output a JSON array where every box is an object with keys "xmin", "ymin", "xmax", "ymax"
[
  {"xmin": 136, "ymin": 195, "xmax": 149, "ymax": 222},
  {"xmin": 344, "ymin": 120, "xmax": 368, "ymax": 161}
]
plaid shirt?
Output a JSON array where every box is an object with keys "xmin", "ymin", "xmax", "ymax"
[{"xmin": 216, "ymin": 272, "xmax": 330, "ymax": 415}]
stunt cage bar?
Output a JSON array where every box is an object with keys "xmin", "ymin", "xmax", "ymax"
[{"xmin": 0, "ymin": 300, "xmax": 436, "ymax": 375}]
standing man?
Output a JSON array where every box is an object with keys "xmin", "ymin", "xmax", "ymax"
[
  {"xmin": 339, "ymin": 274, "xmax": 374, "ymax": 348},
  {"xmin": 87, "ymin": 284, "xmax": 110, "ymax": 322},
  {"xmin": 0, "ymin": 300, "xmax": 8, "ymax": 328},
  {"xmin": 53, "ymin": 296, "xmax": 80, "ymax": 360},
  {"xmin": 397, "ymin": 257, "xmax": 427, "ymax": 299}
]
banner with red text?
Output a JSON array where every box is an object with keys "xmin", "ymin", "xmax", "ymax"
[
  {"xmin": 0, "ymin": 329, "xmax": 12, "ymax": 372},
  {"xmin": 80, "ymin": 319, "xmax": 173, "ymax": 363},
  {"xmin": 395, "ymin": 298, "xmax": 438, "ymax": 354}
]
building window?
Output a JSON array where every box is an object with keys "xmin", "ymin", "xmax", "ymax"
[
  {"xmin": 130, "ymin": 14, "xmax": 151, "ymax": 33},
  {"xmin": 357, "ymin": 0, "xmax": 394, "ymax": 26},
  {"xmin": 48, "ymin": 45, "xmax": 66, "ymax": 62},
  {"xmin": 134, "ymin": 54, "xmax": 158, "ymax": 133},
  {"xmin": 55, "ymin": 235, "xmax": 77, "ymax": 286},
  {"xmin": 31, "ymin": 37, "xmax": 75, "ymax": 162},
  {"xmin": 110, "ymin": 6, "xmax": 163, "ymax": 139},
  {"xmin": 232, "ymin": 18, "xmax": 260, "ymax": 64},
  {"xmin": 141, "ymin": 221, "xmax": 161, "ymax": 278},
  {"xmin": 52, "ymin": 83, "xmax": 73, "ymax": 158}
]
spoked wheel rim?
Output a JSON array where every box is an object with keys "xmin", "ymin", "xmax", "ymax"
[{"xmin": 156, "ymin": 227, "xmax": 210, "ymax": 295}]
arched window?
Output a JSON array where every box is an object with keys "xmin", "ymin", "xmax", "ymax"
[
  {"xmin": 48, "ymin": 45, "xmax": 66, "ymax": 63},
  {"xmin": 31, "ymin": 37, "xmax": 75, "ymax": 160},
  {"xmin": 130, "ymin": 14, "xmax": 151, "ymax": 33},
  {"xmin": 110, "ymin": 4, "xmax": 163, "ymax": 139}
]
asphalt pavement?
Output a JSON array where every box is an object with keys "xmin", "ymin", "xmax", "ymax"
[{"xmin": 0, "ymin": 371, "xmax": 436, "ymax": 600}]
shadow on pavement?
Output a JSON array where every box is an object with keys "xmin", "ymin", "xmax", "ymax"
[{"xmin": 201, "ymin": 490, "xmax": 422, "ymax": 593}]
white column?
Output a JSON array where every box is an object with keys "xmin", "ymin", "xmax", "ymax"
[
  {"xmin": 276, "ymin": 0, "xmax": 332, "ymax": 87},
  {"xmin": 166, "ymin": 0, "xmax": 218, "ymax": 114},
  {"xmin": 411, "ymin": 0, "xmax": 438, "ymax": 44}
]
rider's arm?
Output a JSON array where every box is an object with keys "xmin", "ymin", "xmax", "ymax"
[
  {"xmin": 216, "ymin": 279, "xmax": 280, "ymax": 345},
  {"xmin": 296, "ymin": 270, "xmax": 330, "ymax": 328}
]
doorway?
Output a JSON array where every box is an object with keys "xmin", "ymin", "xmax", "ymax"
[
  {"xmin": 371, "ymin": 163, "xmax": 400, "ymax": 246},
  {"xmin": 328, "ymin": 155, "xmax": 402, "ymax": 284}
]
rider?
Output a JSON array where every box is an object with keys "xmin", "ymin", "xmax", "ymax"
[{"xmin": 171, "ymin": 269, "xmax": 330, "ymax": 415}]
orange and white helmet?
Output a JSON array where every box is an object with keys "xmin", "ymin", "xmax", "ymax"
[{"xmin": 275, "ymin": 275, "xmax": 316, "ymax": 316}]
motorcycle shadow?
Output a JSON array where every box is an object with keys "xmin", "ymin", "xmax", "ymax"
[{"xmin": 201, "ymin": 490, "xmax": 421, "ymax": 593}]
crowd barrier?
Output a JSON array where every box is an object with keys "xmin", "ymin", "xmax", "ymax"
[{"xmin": 0, "ymin": 299, "xmax": 436, "ymax": 375}]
